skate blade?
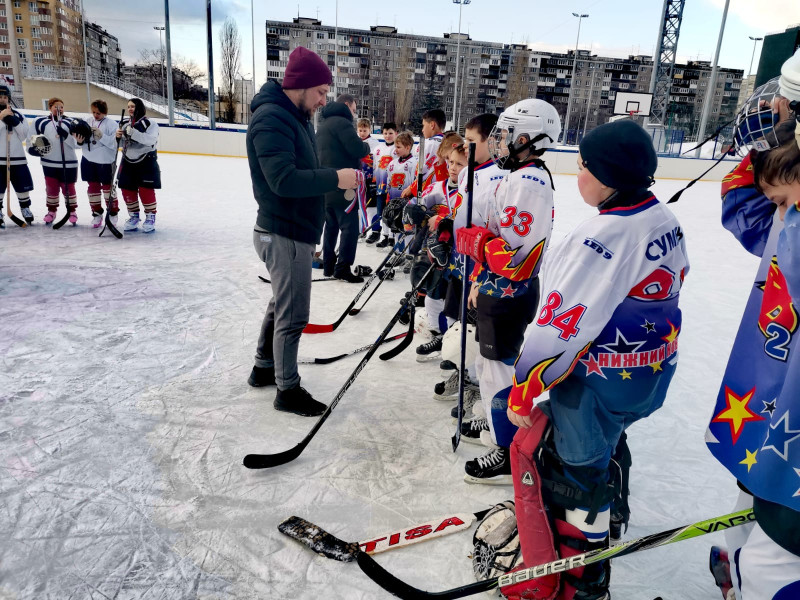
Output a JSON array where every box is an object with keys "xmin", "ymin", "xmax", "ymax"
[{"xmin": 463, "ymin": 474, "xmax": 513, "ymax": 486}]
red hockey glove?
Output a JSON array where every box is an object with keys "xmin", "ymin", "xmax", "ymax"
[{"xmin": 456, "ymin": 225, "xmax": 495, "ymax": 263}]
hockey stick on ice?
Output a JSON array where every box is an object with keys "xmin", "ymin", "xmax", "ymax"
[
  {"xmin": 259, "ymin": 275, "xmax": 335, "ymax": 283},
  {"xmin": 297, "ymin": 332, "xmax": 407, "ymax": 364},
  {"xmin": 303, "ymin": 236, "xmax": 408, "ymax": 334},
  {"xmin": 452, "ymin": 143, "xmax": 476, "ymax": 452},
  {"xmin": 348, "ymin": 243, "xmax": 411, "ymax": 316},
  {"xmin": 4, "ymin": 123, "xmax": 25, "ymax": 228},
  {"xmin": 280, "ymin": 507, "xmax": 491, "ymax": 557},
  {"xmin": 52, "ymin": 109, "xmax": 73, "ymax": 230},
  {"xmin": 282, "ymin": 509, "xmax": 754, "ymax": 599},
  {"xmin": 99, "ymin": 109, "xmax": 126, "ymax": 239},
  {"xmin": 242, "ymin": 262, "xmax": 436, "ymax": 469}
]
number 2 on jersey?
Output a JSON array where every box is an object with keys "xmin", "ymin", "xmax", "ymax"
[
  {"xmin": 536, "ymin": 290, "xmax": 587, "ymax": 341},
  {"xmin": 499, "ymin": 206, "xmax": 533, "ymax": 236}
]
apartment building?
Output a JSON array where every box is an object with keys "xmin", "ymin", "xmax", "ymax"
[
  {"xmin": 266, "ymin": 17, "xmax": 743, "ymax": 140},
  {"xmin": 85, "ymin": 20, "xmax": 122, "ymax": 77}
]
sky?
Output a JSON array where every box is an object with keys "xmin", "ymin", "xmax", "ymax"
[{"xmin": 82, "ymin": 0, "xmax": 800, "ymax": 91}]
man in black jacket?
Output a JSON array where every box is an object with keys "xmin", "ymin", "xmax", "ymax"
[
  {"xmin": 317, "ymin": 94, "xmax": 370, "ymax": 282},
  {"xmin": 246, "ymin": 47, "xmax": 359, "ymax": 416}
]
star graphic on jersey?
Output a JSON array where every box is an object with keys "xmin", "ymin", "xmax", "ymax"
[
  {"xmin": 500, "ymin": 283, "xmax": 516, "ymax": 298},
  {"xmin": 619, "ymin": 369, "xmax": 632, "ymax": 380},
  {"xmin": 597, "ymin": 329, "xmax": 645, "ymax": 354},
  {"xmin": 649, "ymin": 361, "xmax": 663, "ymax": 373},
  {"xmin": 739, "ymin": 448, "xmax": 758, "ymax": 472},
  {"xmin": 761, "ymin": 410, "xmax": 800, "ymax": 461},
  {"xmin": 761, "ymin": 399, "xmax": 777, "ymax": 416},
  {"xmin": 579, "ymin": 353, "xmax": 607, "ymax": 379},
  {"xmin": 482, "ymin": 274, "xmax": 500, "ymax": 291},
  {"xmin": 794, "ymin": 468, "xmax": 800, "ymax": 498},
  {"xmin": 641, "ymin": 320, "xmax": 656, "ymax": 333},
  {"xmin": 486, "ymin": 288, "xmax": 496, "ymax": 296},
  {"xmin": 712, "ymin": 386, "xmax": 764, "ymax": 445}
]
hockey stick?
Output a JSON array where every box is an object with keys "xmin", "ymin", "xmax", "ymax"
[
  {"xmin": 298, "ymin": 332, "xmax": 407, "ymax": 365},
  {"xmin": 378, "ymin": 300, "xmax": 417, "ymax": 361},
  {"xmin": 348, "ymin": 243, "xmax": 411, "ymax": 316},
  {"xmin": 282, "ymin": 509, "xmax": 754, "ymax": 599},
  {"xmin": 280, "ymin": 507, "xmax": 491, "ymax": 557},
  {"xmin": 259, "ymin": 275, "xmax": 334, "ymax": 284},
  {"xmin": 303, "ymin": 237, "xmax": 408, "ymax": 334},
  {"xmin": 52, "ymin": 109, "xmax": 73, "ymax": 230},
  {"xmin": 242, "ymin": 262, "xmax": 436, "ymax": 470},
  {"xmin": 4, "ymin": 123, "xmax": 25, "ymax": 228},
  {"xmin": 452, "ymin": 143, "xmax": 476, "ymax": 452},
  {"xmin": 99, "ymin": 109, "xmax": 126, "ymax": 239}
]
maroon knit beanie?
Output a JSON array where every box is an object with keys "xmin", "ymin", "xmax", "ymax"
[{"xmin": 282, "ymin": 47, "xmax": 332, "ymax": 90}]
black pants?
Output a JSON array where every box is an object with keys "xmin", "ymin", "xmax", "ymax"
[{"xmin": 323, "ymin": 200, "xmax": 359, "ymax": 275}]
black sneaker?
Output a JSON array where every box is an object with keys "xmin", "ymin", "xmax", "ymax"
[
  {"xmin": 376, "ymin": 236, "xmax": 393, "ymax": 249},
  {"xmin": 334, "ymin": 268, "xmax": 364, "ymax": 283},
  {"xmin": 365, "ymin": 231, "xmax": 380, "ymax": 244},
  {"xmin": 460, "ymin": 417, "xmax": 489, "ymax": 445},
  {"xmin": 274, "ymin": 385, "xmax": 327, "ymax": 417},
  {"xmin": 248, "ymin": 365, "xmax": 276, "ymax": 387},
  {"xmin": 416, "ymin": 334, "xmax": 443, "ymax": 362},
  {"xmin": 464, "ymin": 446, "xmax": 512, "ymax": 485}
]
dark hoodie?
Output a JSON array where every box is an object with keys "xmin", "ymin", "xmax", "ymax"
[
  {"xmin": 316, "ymin": 101, "xmax": 370, "ymax": 206},
  {"xmin": 246, "ymin": 80, "xmax": 339, "ymax": 244}
]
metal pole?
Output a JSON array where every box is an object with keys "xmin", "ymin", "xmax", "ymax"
[
  {"xmin": 583, "ymin": 64, "xmax": 596, "ymax": 138},
  {"xmin": 80, "ymin": 0, "xmax": 90, "ymax": 107},
  {"xmin": 154, "ymin": 26, "xmax": 166, "ymax": 101},
  {"xmin": 206, "ymin": 0, "xmax": 215, "ymax": 129},
  {"xmin": 251, "ymin": 0, "xmax": 256, "ymax": 88},
  {"xmin": 694, "ymin": 0, "xmax": 729, "ymax": 157},
  {"xmin": 333, "ymin": 0, "xmax": 338, "ymax": 99},
  {"xmin": 453, "ymin": 1, "xmax": 462, "ymax": 130},
  {"xmin": 747, "ymin": 36, "xmax": 762, "ymax": 78},
  {"xmin": 563, "ymin": 13, "xmax": 587, "ymax": 145},
  {"xmin": 165, "ymin": 0, "xmax": 175, "ymax": 126}
]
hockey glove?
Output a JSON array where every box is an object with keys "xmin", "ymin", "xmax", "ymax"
[
  {"xmin": 56, "ymin": 125, "xmax": 69, "ymax": 140},
  {"xmin": 2, "ymin": 113, "xmax": 20, "ymax": 127},
  {"xmin": 456, "ymin": 225, "xmax": 495, "ymax": 264}
]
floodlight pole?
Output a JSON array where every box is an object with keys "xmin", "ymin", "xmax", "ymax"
[
  {"xmin": 206, "ymin": 0, "xmax": 215, "ymax": 129},
  {"xmin": 694, "ymin": 0, "xmax": 729, "ymax": 157},
  {"xmin": 164, "ymin": 0, "xmax": 175, "ymax": 126},
  {"xmin": 251, "ymin": 0, "xmax": 256, "ymax": 88},
  {"xmin": 747, "ymin": 35, "xmax": 762, "ymax": 78},
  {"xmin": 563, "ymin": 12, "xmax": 588, "ymax": 145},
  {"xmin": 452, "ymin": 0, "xmax": 471, "ymax": 131},
  {"xmin": 154, "ymin": 26, "xmax": 166, "ymax": 101},
  {"xmin": 79, "ymin": 0, "xmax": 90, "ymax": 108}
]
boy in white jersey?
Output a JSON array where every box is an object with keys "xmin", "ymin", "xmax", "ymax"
[
  {"xmin": 379, "ymin": 130, "xmax": 417, "ymax": 249},
  {"xmin": 403, "ymin": 109, "xmax": 447, "ymax": 199},
  {"xmin": 367, "ymin": 122, "xmax": 397, "ymax": 244},
  {"xmin": 501, "ymin": 120, "xmax": 688, "ymax": 600},
  {"xmin": 455, "ymin": 99, "xmax": 560, "ymax": 485},
  {"xmin": 357, "ymin": 117, "xmax": 379, "ymax": 232}
]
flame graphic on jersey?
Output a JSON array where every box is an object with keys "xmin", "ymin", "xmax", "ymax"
[
  {"xmin": 757, "ymin": 256, "xmax": 798, "ymax": 337},
  {"xmin": 721, "ymin": 154, "xmax": 754, "ymax": 196},
  {"xmin": 509, "ymin": 343, "xmax": 591, "ymax": 412},
  {"xmin": 661, "ymin": 320, "xmax": 680, "ymax": 344},
  {"xmin": 485, "ymin": 238, "xmax": 546, "ymax": 282}
]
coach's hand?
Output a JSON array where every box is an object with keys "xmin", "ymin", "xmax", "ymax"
[{"xmin": 337, "ymin": 168, "xmax": 358, "ymax": 190}]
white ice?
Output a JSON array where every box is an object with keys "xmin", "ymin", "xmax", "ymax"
[{"xmin": 1, "ymin": 152, "xmax": 757, "ymax": 599}]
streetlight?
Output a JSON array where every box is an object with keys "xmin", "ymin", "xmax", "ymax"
[
  {"xmin": 562, "ymin": 12, "xmax": 588, "ymax": 145},
  {"xmin": 452, "ymin": 0, "xmax": 471, "ymax": 132},
  {"xmin": 748, "ymin": 35, "xmax": 763, "ymax": 78},
  {"xmin": 695, "ymin": 0, "xmax": 730, "ymax": 157},
  {"xmin": 154, "ymin": 26, "xmax": 166, "ymax": 101}
]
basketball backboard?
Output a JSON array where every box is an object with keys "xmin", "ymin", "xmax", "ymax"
[{"xmin": 612, "ymin": 91, "xmax": 653, "ymax": 116}]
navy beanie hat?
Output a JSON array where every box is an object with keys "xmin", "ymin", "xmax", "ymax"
[
  {"xmin": 282, "ymin": 47, "xmax": 332, "ymax": 90},
  {"xmin": 579, "ymin": 120, "xmax": 657, "ymax": 191}
]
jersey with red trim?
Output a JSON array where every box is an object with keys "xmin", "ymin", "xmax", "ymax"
[
  {"xmin": 446, "ymin": 159, "xmax": 505, "ymax": 280},
  {"xmin": 706, "ymin": 154, "xmax": 800, "ymax": 511},
  {"xmin": 410, "ymin": 179, "xmax": 459, "ymax": 218},
  {"xmin": 470, "ymin": 162, "xmax": 554, "ymax": 298},
  {"xmin": 407, "ymin": 160, "xmax": 450, "ymax": 198},
  {"xmin": 372, "ymin": 141, "xmax": 397, "ymax": 195},
  {"xmin": 415, "ymin": 133, "xmax": 444, "ymax": 181},
  {"xmin": 360, "ymin": 136, "xmax": 380, "ymax": 180},
  {"xmin": 386, "ymin": 154, "xmax": 418, "ymax": 200},
  {"xmin": 509, "ymin": 194, "xmax": 689, "ymax": 417}
]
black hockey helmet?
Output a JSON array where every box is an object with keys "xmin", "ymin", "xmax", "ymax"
[
  {"xmin": 70, "ymin": 119, "xmax": 93, "ymax": 144},
  {"xmin": 382, "ymin": 197, "xmax": 408, "ymax": 234}
]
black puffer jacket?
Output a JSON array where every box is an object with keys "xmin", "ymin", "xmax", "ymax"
[
  {"xmin": 246, "ymin": 80, "xmax": 339, "ymax": 244},
  {"xmin": 316, "ymin": 101, "xmax": 369, "ymax": 206}
]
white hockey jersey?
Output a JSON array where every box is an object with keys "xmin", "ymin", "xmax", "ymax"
[
  {"xmin": 386, "ymin": 153, "xmax": 417, "ymax": 200},
  {"xmin": 81, "ymin": 116, "xmax": 119, "ymax": 165},
  {"xmin": 372, "ymin": 141, "xmax": 397, "ymax": 195},
  {"xmin": 33, "ymin": 115, "xmax": 78, "ymax": 170},
  {"xmin": 471, "ymin": 161, "xmax": 554, "ymax": 298},
  {"xmin": 413, "ymin": 178, "xmax": 459, "ymax": 218},
  {"xmin": 0, "ymin": 109, "xmax": 29, "ymax": 165},
  {"xmin": 415, "ymin": 133, "xmax": 444, "ymax": 186},
  {"xmin": 120, "ymin": 116, "xmax": 159, "ymax": 163},
  {"xmin": 508, "ymin": 193, "xmax": 690, "ymax": 417}
]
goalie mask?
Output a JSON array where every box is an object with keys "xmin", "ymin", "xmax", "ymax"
[
  {"xmin": 733, "ymin": 76, "xmax": 797, "ymax": 156},
  {"xmin": 489, "ymin": 99, "xmax": 561, "ymax": 170},
  {"xmin": 472, "ymin": 501, "xmax": 523, "ymax": 581}
]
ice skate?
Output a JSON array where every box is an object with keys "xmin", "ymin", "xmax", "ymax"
[
  {"xmin": 91, "ymin": 212, "xmax": 103, "ymax": 228},
  {"xmin": 124, "ymin": 212, "xmax": 140, "ymax": 232},
  {"xmin": 460, "ymin": 417, "xmax": 489, "ymax": 445},
  {"xmin": 21, "ymin": 207, "xmax": 34, "ymax": 224},
  {"xmin": 43, "ymin": 210, "xmax": 57, "ymax": 224},
  {"xmin": 142, "ymin": 213, "xmax": 156, "ymax": 233},
  {"xmin": 416, "ymin": 334, "xmax": 443, "ymax": 362},
  {"xmin": 464, "ymin": 447, "xmax": 512, "ymax": 485}
]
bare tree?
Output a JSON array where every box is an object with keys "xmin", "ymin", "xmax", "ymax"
[
  {"xmin": 136, "ymin": 49, "xmax": 207, "ymax": 100},
  {"xmin": 219, "ymin": 17, "xmax": 242, "ymax": 123},
  {"xmin": 392, "ymin": 43, "xmax": 415, "ymax": 128},
  {"xmin": 505, "ymin": 47, "xmax": 530, "ymax": 106}
]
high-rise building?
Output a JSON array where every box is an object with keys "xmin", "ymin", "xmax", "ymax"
[
  {"xmin": 266, "ymin": 17, "xmax": 742, "ymax": 140},
  {"xmin": 84, "ymin": 20, "xmax": 122, "ymax": 77}
]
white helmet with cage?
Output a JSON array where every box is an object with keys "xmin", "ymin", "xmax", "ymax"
[{"xmin": 489, "ymin": 99, "xmax": 561, "ymax": 170}]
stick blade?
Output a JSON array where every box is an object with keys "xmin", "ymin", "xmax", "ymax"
[
  {"xmin": 303, "ymin": 323, "xmax": 335, "ymax": 334},
  {"xmin": 279, "ymin": 516, "xmax": 360, "ymax": 562},
  {"xmin": 242, "ymin": 442, "xmax": 304, "ymax": 469},
  {"xmin": 9, "ymin": 214, "xmax": 26, "ymax": 228}
]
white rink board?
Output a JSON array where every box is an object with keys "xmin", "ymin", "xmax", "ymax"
[{"xmin": 0, "ymin": 152, "xmax": 754, "ymax": 599}]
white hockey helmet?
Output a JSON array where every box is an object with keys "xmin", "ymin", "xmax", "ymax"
[
  {"xmin": 441, "ymin": 321, "xmax": 478, "ymax": 367},
  {"xmin": 489, "ymin": 99, "xmax": 561, "ymax": 169}
]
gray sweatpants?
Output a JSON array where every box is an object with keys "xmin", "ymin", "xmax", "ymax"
[{"xmin": 253, "ymin": 228, "xmax": 314, "ymax": 390}]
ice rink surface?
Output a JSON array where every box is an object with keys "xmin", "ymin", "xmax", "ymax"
[{"xmin": 1, "ymin": 152, "xmax": 757, "ymax": 599}]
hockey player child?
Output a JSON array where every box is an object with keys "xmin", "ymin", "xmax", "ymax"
[
  {"xmin": 704, "ymin": 74, "xmax": 800, "ymax": 600},
  {"xmin": 0, "ymin": 85, "xmax": 33, "ymax": 227},
  {"xmin": 116, "ymin": 98, "xmax": 160, "ymax": 233},
  {"xmin": 379, "ymin": 130, "xmax": 417, "ymax": 250},
  {"xmin": 357, "ymin": 118, "xmax": 379, "ymax": 235},
  {"xmin": 367, "ymin": 122, "xmax": 397, "ymax": 245},
  {"xmin": 502, "ymin": 120, "xmax": 688, "ymax": 600},
  {"xmin": 78, "ymin": 100, "xmax": 120, "ymax": 228},
  {"xmin": 455, "ymin": 99, "xmax": 560, "ymax": 485},
  {"xmin": 402, "ymin": 109, "xmax": 448, "ymax": 200},
  {"xmin": 34, "ymin": 97, "xmax": 78, "ymax": 225}
]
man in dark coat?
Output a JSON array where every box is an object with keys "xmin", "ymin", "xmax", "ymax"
[
  {"xmin": 246, "ymin": 47, "xmax": 359, "ymax": 416},
  {"xmin": 317, "ymin": 94, "xmax": 370, "ymax": 282}
]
